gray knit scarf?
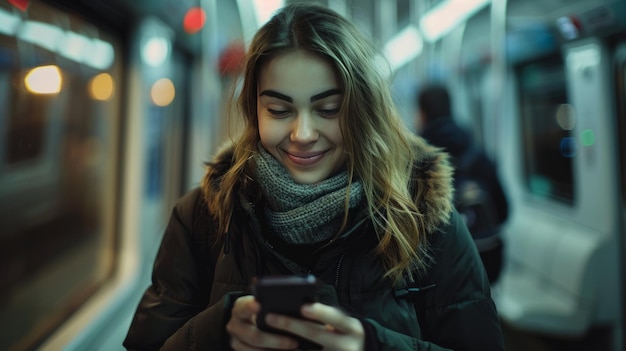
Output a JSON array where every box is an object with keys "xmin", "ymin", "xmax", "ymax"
[{"xmin": 254, "ymin": 146, "xmax": 364, "ymax": 244}]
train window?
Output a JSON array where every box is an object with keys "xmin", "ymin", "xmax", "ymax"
[
  {"xmin": 517, "ymin": 56, "xmax": 574, "ymax": 204},
  {"xmin": 0, "ymin": 2, "xmax": 122, "ymax": 350}
]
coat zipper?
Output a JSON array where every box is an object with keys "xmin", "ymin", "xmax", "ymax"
[{"xmin": 334, "ymin": 254, "xmax": 345, "ymax": 287}]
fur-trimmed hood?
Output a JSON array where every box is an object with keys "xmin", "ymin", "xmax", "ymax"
[{"xmin": 204, "ymin": 139, "xmax": 454, "ymax": 234}]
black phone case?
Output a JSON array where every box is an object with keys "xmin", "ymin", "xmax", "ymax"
[{"xmin": 252, "ymin": 275, "xmax": 323, "ymax": 350}]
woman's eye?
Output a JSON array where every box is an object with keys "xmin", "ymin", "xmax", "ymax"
[
  {"xmin": 267, "ymin": 108, "xmax": 290, "ymax": 118},
  {"xmin": 318, "ymin": 108, "xmax": 340, "ymax": 117}
]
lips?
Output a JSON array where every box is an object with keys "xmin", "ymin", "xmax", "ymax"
[{"xmin": 285, "ymin": 151, "xmax": 325, "ymax": 166}]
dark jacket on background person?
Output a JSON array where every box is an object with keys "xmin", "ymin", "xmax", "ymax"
[
  {"xmin": 420, "ymin": 117, "xmax": 509, "ymax": 226},
  {"xmin": 123, "ymin": 143, "xmax": 504, "ymax": 351},
  {"xmin": 421, "ymin": 116, "xmax": 509, "ymax": 283}
]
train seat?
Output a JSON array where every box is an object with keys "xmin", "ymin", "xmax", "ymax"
[{"xmin": 495, "ymin": 210, "xmax": 614, "ymax": 336}]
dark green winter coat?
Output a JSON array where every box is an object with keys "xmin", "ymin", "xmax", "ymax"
[{"xmin": 123, "ymin": 144, "xmax": 504, "ymax": 350}]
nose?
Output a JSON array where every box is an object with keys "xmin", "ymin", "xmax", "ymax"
[{"xmin": 290, "ymin": 111, "xmax": 318, "ymax": 144}]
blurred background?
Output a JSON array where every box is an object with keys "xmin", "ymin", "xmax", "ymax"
[{"xmin": 0, "ymin": 0, "xmax": 624, "ymax": 350}]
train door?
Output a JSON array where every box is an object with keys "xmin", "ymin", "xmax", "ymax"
[
  {"xmin": 496, "ymin": 1, "xmax": 625, "ymax": 347},
  {"xmin": 115, "ymin": 17, "xmax": 191, "ymax": 278}
]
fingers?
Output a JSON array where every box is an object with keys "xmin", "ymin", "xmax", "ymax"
[
  {"xmin": 228, "ymin": 297, "xmax": 364, "ymax": 350},
  {"xmin": 231, "ymin": 295, "xmax": 260, "ymax": 320},
  {"xmin": 226, "ymin": 297, "xmax": 258, "ymax": 348},
  {"xmin": 265, "ymin": 304, "xmax": 365, "ymax": 351},
  {"xmin": 227, "ymin": 295, "xmax": 299, "ymax": 350},
  {"xmin": 301, "ymin": 303, "xmax": 363, "ymax": 335}
]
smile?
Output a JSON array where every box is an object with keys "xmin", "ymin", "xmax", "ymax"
[{"xmin": 285, "ymin": 151, "xmax": 326, "ymax": 166}]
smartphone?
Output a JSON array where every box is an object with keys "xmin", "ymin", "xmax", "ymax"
[{"xmin": 252, "ymin": 275, "xmax": 323, "ymax": 350}]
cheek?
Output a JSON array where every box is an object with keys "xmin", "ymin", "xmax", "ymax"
[
  {"xmin": 327, "ymin": 121, "xmax": 344, "ymax": 145},
  {"xmin": 258, "ymin": 117, "xmax": 281, "ymax": 148},
  {"xmin": 257, "ymin": 118, "xmax": 270, "ymax": 145}
]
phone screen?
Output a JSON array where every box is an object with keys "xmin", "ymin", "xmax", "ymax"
[{"xmin": 252, "ymin": 275, "xmax": 323, "ymax": 350}]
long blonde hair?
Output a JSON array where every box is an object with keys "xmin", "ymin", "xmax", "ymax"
[{"xmin": 202, "ymin": 3, "xmax": 433, "ymax": 284}]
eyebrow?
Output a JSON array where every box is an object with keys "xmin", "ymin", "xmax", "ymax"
[
  {"xmin": 310, "ymin": 89, "xmax": 342, "ymax": 102},
  {"xmin": 259, "ymin": 88, "xmax": 342, "ymax": 103}
]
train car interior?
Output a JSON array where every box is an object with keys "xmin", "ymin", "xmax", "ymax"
[{"xmin": 0, "ymin": 0, "xmax": 624, "ymax": 350}]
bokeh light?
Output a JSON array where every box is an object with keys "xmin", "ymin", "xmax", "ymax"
[
  {"xmin": 24, "ymin": 65, "xmax": 62, "ymax": 94},
  {"xmin": 581, "ymin": 129, "xmax": 596, "ymax": 146},
  {"xmin": 556, "ymin": 104, "xmax": 576, "ymax": 130},
  {"xmin": 89, "ymin": 73, "xmax": 115, "ymax": 101},
  {"xmin": 150, "ymin": 78, "xmax": 175, "ymax": 106},
  {"xmin": 183, "ymin": 7, "xmax": 206, "ymax": 34}
]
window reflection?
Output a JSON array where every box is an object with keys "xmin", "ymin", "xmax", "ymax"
[{"xmin": 0, "ymin": 2, "xmax": 121, "ymax": 349}]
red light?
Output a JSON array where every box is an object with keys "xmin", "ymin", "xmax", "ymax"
[
  {"xmin": 183, "ymin": 7, "xmax": 206, "ymax": 35},
  {"xmin": 8, "ymin": 0, "xmax": 29, "ymax": 11}
]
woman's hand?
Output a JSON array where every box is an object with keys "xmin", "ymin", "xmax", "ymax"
[
  {"xmin": 227, "ymin": 296, "xmax": 365, "ymax": 351},
  {"xmin": 265, "ymin": 302, "xmax": 365, "ymax": 351},
  {"xmin": 227, "ymin": 295, "xmax": 299, "ymax": 350}
]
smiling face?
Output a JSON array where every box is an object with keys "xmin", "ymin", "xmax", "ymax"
[{"xmin": 257, "ymin": 50, "xmax": 346, "ymax": 184}]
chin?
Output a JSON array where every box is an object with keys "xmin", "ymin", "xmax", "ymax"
[{"xmin": 288, "ymin": 170, "xmax": 328, "ymax": 185}]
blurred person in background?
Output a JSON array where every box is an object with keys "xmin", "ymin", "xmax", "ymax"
[
  {"xmin": 416, "ymin": 83, "xmax": 509, "ymax": 284},
  {"xmin": 124, "ymin": 4, "xmax": 504, "ymax": 350}
]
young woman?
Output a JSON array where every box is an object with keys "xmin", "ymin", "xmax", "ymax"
[{"xmin": 124, "ymin": 3, "xmax": 504, "ymax": 350}]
